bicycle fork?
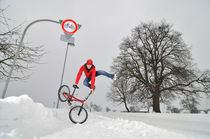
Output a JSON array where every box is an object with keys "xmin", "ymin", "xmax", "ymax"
[
  {"xmin": 78, "ymin": 104, "xmax": 84, "ymax": 116},
  {"xmin": 77, "ymin": 91, "xmax": 92, "ymax": 116}
]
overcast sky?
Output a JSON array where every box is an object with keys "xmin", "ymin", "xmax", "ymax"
[{"xmin": 1, "ymin": 0, "xmax": 210, "ymax": 110}]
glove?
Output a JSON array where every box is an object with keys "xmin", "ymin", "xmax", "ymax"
[{"xmin": 91, "ymin": 89, "xmax": 95, "ymax": 93}]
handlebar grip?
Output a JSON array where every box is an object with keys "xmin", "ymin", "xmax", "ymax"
[{"xmin": 73, "ymin": 84, "xmax": 79, "ymax": 89}]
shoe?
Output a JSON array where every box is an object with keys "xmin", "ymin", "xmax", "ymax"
[{"xmin": 113, "ymin": 74, "xmax": 117, "ymax": 80}]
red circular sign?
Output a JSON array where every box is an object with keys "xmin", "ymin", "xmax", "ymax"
[{"xmin": 61, "ymin": 19, "xmax": 78, "ymax": 34}]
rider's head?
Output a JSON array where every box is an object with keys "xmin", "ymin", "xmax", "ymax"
[{"xmin": 86, "ymin": 59, "xmax": 93, "ymax": 69}]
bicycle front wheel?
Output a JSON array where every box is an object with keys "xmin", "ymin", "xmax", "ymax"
[{"xmin": 69, "ymin": 106, "xmax": 88, "ymax": 124}]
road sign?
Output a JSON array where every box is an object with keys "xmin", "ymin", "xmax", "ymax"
[
  {"xmin": 60, "ymin": 34, "xmax": 75, "ymax": 46},
  {"xmin": 61, "ymin": 19, "xmax": 78, "ymax": 34}
]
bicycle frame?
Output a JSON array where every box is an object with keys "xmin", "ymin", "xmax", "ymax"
[
  {"xmin": 63, "ymin": 92, "xmax": 86, "ymax": 104},
  {"xmin": 62, "ymin": 87, "xmax": 92, "ymax": 105}
]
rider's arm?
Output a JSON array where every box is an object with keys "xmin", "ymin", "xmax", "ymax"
[
  {"xmin": 91, "ymin": 69, "xmax": 96, "ymax": 89},
  {"xmin": 75, "ymin": 65, "xmax": 84, "ymax": 84}
]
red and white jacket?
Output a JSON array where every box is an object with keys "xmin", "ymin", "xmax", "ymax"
[{"xmin": 75, "ymin": 64, "xmax": 96, "ymax": 89}]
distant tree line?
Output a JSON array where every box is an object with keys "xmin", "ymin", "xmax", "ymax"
[{"xmin": 83, "ymin": 102, "xmax": 116, "ymax": 112}]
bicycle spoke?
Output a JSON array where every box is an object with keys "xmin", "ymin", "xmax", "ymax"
[
  {"xmin": 69, "ymin": 106, "xmax": 88, "ymax": 124},
  {"xmin": 58, "ymin": 85, "xmax": 70, "ymax": 102}
]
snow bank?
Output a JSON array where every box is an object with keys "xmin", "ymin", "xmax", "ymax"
[
  {"xmin": 0, "ymin": 95, "xmax": 70, "ymax": 139},
  {"xmin": 0, "ymin": 95, "xmax": 188, "ymax": 139}
]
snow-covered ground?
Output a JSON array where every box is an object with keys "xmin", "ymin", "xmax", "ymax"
[
  {"xmin": 0, "ymin": 95, "xmax": 209, "ymax": 139},
  {"xmin": 99, "ymin": 112, "xmax": 210, "ymax": 139}
]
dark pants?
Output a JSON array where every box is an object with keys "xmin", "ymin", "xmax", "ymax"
[{"xmin": 83, "ymin": 70, "xmax": 114, "ymax": 89}]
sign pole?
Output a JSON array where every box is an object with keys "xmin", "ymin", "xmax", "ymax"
[
  {"xmin": 56, "ymin": 19, "xmax": 81, "ymax": 108},
  {"xmin": 56, "ymin": 44, "xmax": 69, "ymax": 108}
]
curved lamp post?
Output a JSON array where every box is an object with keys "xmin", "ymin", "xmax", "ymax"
[{"xmin": 2, "ymin": 19, "xmax": 60, "ymax": 98}]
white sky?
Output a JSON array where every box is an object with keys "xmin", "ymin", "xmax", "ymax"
[{"xmin": 0, "ymin": 0, "xmax": 210, "ymax": 110}]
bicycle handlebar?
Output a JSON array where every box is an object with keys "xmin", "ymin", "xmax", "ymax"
[
  {"xmin": 71, "ymin": 85, "xmax": 79, "ymax": 96},
  {"xmin": 84, "ymin": 91, "xmax": 93, "ymax": 101},
  {"xmin": 72, "ymin": 84, "xmax": 92, "ymax": 101},
  {"xmin": 73, "ymin": 84, "xmax": 79, "ymax": 89}
]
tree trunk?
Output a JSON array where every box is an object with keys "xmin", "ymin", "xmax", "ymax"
[
  {"xmin": 152, "ymin": 94, "xmax": 161, "ymax": 113},
  {"xmin": 124, "ymin": 98, "xmax": 130, "ymax": 112}
]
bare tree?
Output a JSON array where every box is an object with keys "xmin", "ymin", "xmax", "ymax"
[
  {"xmin": 87, "ymin": 102, "xmax": 102, "ymax": 112},
  {"xmin": 105, "ymin": 107, "xmax": 111, "ymax": 112},
  {"xmin": 92, "ymin": 102, "xmax": 102, "ymax": 112},
  {"xmin": 112, "ymin": 21, "xmax": 210, "ymax": 112},
  {"xmin": 181, "ymin": 95, "xmax": 199, "ymax": 113},
  {"xmin": 107, "ymin": 72, "xmax": 138, "ymax": 112},
  {"xmin": 0, "ymin": 8, "xmax": 44, "ymax": 81}
]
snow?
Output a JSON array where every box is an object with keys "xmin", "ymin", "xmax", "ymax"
[
  {"xmin": 0, "ymin": 95, "xmax": 70, "ymax": 139},
  {"xmin": 40, "ymin": 115, "xmax": 188, "ymax": 139},
  {"xmin": 100, "ymin": 112, "xmax": 210, "ymax": 139},
  {"xmin": 0, "ymin": 95, "xmax": 209, "ymax": 139}
]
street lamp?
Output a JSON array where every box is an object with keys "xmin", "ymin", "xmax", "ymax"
[
  {"xmin": 1, "ymin": 19, "xmax": 81, "ymax": 101},
  {"xmin": 2, "ymin": 19, "xmax": 61, "ymax": 98}
]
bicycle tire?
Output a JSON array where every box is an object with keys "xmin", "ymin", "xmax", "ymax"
[
  {"xmin": 58, "ymin": 85, "xmax": 70, "ymax": 102},
  {"xmin": 69, "ymin": 106, "xmax": 88, "ymax": 124}
]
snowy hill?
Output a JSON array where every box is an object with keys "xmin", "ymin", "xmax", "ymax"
[{"xmin": 0, "ymin": 95, "xmax": 209, "ymax": 139}]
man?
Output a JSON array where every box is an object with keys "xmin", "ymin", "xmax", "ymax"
[{"xmin": 74, "ymin": 59, "xmax": 117, "ymax": 93}]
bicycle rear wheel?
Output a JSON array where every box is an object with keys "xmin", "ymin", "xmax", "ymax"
[
  {"xmin": 69, "ymin": 106, "xmax": 88, "ymax": 124},
  {"xmin": 58, "ymin": 85, "xmax": 70, "ymax": 102}
]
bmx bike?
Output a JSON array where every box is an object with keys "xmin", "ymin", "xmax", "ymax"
[{"xmin": 58, "ymin": 84, "xmax": 92, "ymax": 124}]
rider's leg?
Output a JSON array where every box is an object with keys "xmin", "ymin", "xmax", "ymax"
[
  {"xmin": 95, "ymin": 70, "xmax": 114, "ymax": 79},
  {"xmin": 83, "ymin": 77, "xmax": 96, "ymax": 89},
  {"xmin": 83, "ymin": 77, "xmax": 91, "ymax": 89}
]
